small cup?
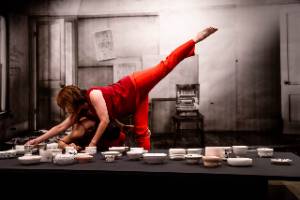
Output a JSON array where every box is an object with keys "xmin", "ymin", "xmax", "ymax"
[
  {"xmin": 85, "ymin": 146, "xmax": 97, "ymax": 155},
  {"xmin": 24, "ymin": 145, "xmax": 34, "ymax": 156},
  {"xmin": 104, "ymin": 155, "xmax": 115, "ymax": 162}
]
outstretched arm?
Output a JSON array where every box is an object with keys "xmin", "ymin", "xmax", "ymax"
[
  {"xmin": 193, "ymin": 27, "xmax": 218, "ymax": 43},
  {"xmin": 88, "ymin": 90, "xmax": 110, "ymax": 147},
  {"xmin": 25, "ymin": 115, "xmax": 75, "ymax": 146}
]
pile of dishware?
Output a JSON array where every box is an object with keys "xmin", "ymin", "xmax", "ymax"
[{"xmin": 169, "ymin": 148, "xmax": 186, "ymax": 160}]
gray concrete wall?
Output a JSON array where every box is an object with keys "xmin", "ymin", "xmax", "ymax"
[{"xmin": 1, "ymin": 0, "xmax": 299, "ymax": 136}]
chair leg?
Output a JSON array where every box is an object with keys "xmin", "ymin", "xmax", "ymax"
[{"xmin": 173, "ymin": 121, "xmax": 180, "ymax": 147}]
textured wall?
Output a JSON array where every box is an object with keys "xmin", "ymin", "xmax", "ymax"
[{"xmin": 2, "ymin": 0, "xmax": 300, "ymax": 135}]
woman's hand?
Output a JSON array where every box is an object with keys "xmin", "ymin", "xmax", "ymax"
[
  {"xmin": 25, "ymin": 138, "xmax": 39, "ymax": 146},
  {"xmin": 69, "ymin": 143, "xmax": 82, "ymax": 151},
  {"xmin": 88, "ymin": 141, "xmax": 97, "ymax": 147}
]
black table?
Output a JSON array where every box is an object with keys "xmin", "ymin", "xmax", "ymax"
[{"xmin": 0, "ymin": 151, "xmax": 299, "ymax": 199}]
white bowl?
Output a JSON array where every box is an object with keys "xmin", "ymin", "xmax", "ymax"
[
  {"xmin": 53, "ymin": 154, "xmax": 75, "ymax": 165},
  {"xmin": 0, "ymin": 150, "xmax": 17, "ymax": 159},
  {"xmin": 169, "ymin": 154, "xmax": 186, "ymax": 160},
  {"xmin": 85, "ymin": 146, "xmax": 97, "ymax": 155},
  {"xmin": 15, "ymin": 145, "xmax": 25, "ymax": 154},
  {"xmin": 46, "ymin": 143, "xmax": 59, "ymax": 149},
  {"xmin": 227, "ymin": 158, "xmax": 253, "ymax": 167},
  {"xmin": 75, "ymin": 153, "xmax": 93, "ymax": 163},
  {"xmin": 18, "ymin": 155, "xmax": 41, "ymax": 165},
  {"xmin": 205, "ymin": 147, "xmax": 225, "ymax": 158},
  {"xmin": 39, "ymin": 149, "xmax": 53, "ymax": 162},
  {"xmin": 232, "ymin": 146, "xmax": 248, "ymax": 156},
  {"xmin": 101, "ymin": 151, "xmax": 122, "ymax": 159},
  {"xmin": 202, "ymin": 156, "xmax": 222, "ymax": 168},
  {"xmin": 130, "ymin": 147, "xmax": 144, "ymax": 151},
  {"xmin": 185, "ymin": 154, "xmax": 202, "ymax": 164},
  {"xmin": 143, "ymin": 153, "xmax": 167, "ymax": 164},
  {"xmin": 169, "ymin": 148, "xmax": 186, "ymax": 155},
  {"xmin": 257, "ymin": 148, "xmax": 273, "ymax": 157},
  {"xmin": 187, "ymin": 148, "xmax": 203, "ymax": 155},
  {"xmin": 127, "ymin": 150, "xmax": 144, "ymax": 160}
]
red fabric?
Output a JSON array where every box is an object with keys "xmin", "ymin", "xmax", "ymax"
[
  {"xmin": 130, "ymin": 39, "xmax": 195, "ymax": 150},
  {"xmin": 85, "ymin": 40, "xmax": 195, "ymax": 150},
  {"xmin": 86, "ymin": 76, "xmax": 136, "ymax": 119}
]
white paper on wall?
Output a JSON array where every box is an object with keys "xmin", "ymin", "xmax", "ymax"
[{"xmin": 94, "ymin": 30, "xmax": 115, "ymax": 61}]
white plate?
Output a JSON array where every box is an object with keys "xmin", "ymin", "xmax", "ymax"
[
  {"xmin": 227, "ymin": 158, "xmax": 253, "ymax": 167},
  {"xmin": 18, "ymin": 155, "xmax": 41, "ymax": 165},
  {"xmin": 108, "ymin": 146, "xmax": 128, "ymax": 153},
  {"xmin": 271, "ymin": 158, "xmax": 292, "ymax": 165}
]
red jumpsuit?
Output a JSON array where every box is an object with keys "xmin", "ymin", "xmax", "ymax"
[{"xmin": 86, "ymin": 39, "xmax": 195, "ymax": 150}]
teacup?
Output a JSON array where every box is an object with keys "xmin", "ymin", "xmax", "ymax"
[
  {"xmin": 104, "ymin": 155, "xmax": 115, "ymax": 162},
  {"xmin": 232, "ymin": 146, "xmax": 248, "ymax": 157},
  {"xmin": 85, "ymin": 146, "xmax": 97, "ymax": 155},
  {"xmin": 39, "ymin": 149, "xmax": 53, "ymax": 162},
  {"xmin": 24, "ymin": 145, "xmax": 34, "ymax": 156},
  {"xmin": 205, "ymin": 147, "xmax": 225, "ymax": 158}
]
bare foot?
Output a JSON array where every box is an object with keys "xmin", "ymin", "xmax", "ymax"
[{"xmin": 193, "ymin": 27, "xmax": 218, "ymax": 43}]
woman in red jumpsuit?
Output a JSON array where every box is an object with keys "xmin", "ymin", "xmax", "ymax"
[{"xmin": 26, "ymin": 27, "xmax": 218, "ymax": 150}]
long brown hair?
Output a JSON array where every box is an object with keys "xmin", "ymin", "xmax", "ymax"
[{"xmin": 56, "ymin": 85, "xmax": 87, "ymax": 121}]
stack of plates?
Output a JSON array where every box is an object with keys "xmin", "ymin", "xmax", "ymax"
[{"xmin": 169, "ymin": 148, "xmax": 186, "ymax": 160}]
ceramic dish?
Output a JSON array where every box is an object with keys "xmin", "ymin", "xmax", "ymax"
[
  {"xmin": 126, "ymin": 150, "xmax": 144, "ymax": 160},
  {"xmin": 169, "ymin": 148, "xmax": 186, "ymax": 155},
  {"xmin": 143, "ymin": 153, "xmax": 167, "ymax": 164},
  {"xmin": 0, "ymin": 150, "xmax": 17, "ymax": 159},
  {"xmin": 185, "ymin": 154, "xmax": 202, "ymax": 164},
  {"xmin": 53, "ymin": 154, "xmax": 75, "ymax": 165},
  {"xmin": 271, "ymin": 158, "xmax": 292, "ymax": 165},
  {"xmin": 75, "ymin": 153, "xmax": 93, "ymax": 163},
  {"xmin": 202, "ymin": 156, "xmax": 222, "ymax": 168},
  {"xmin": 257, "ymin": 148, "xmax": 273, "ymax": 157},
  {"xmin": 18, "ymin": 155, "xmax": 41, "ymax": 165},
  {"xmin": 227, "ymin": 158, "xmax": 253, "ymax": 167}
]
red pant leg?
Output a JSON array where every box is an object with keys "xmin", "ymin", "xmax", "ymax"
[
  {"xmin": 131, "ymin": 39, "xmax": 195, "ymax": 97},
  {"xmin": 133, "ymin": 95, "xmax": 150, "ymax": 150}
]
